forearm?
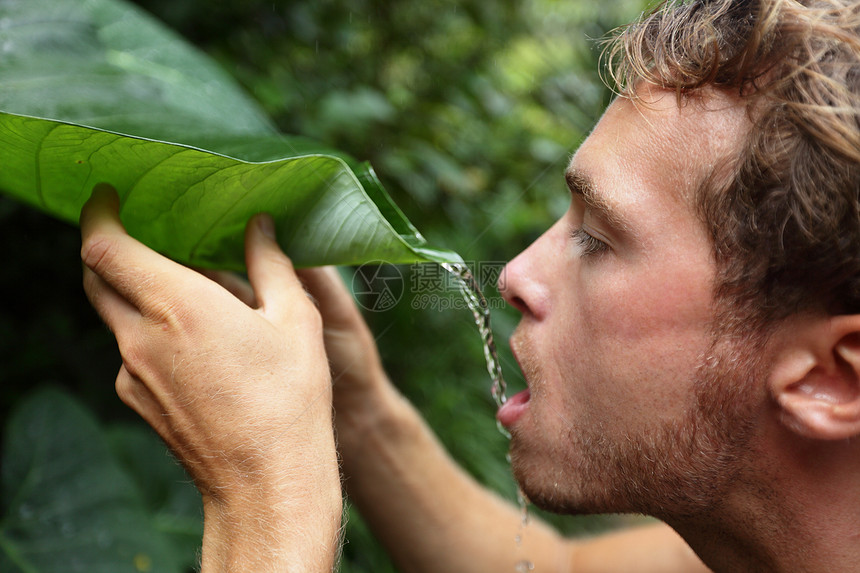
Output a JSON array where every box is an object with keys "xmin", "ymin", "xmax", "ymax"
[
  {"xmin": 336, "ymin": 378, "xmax": 568, "ymax": 573},
  {"xmin": 566, "ymin": 524, "xmax": 710, "ymax": 573}
]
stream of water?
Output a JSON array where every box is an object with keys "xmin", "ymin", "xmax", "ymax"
[
  {"xmin": 442, "ymin": 262, "xmax": 533, "ymax": 572},
  {"xmin": 441, "ymin": 262, "xmax": 508, "ymax": 408}
]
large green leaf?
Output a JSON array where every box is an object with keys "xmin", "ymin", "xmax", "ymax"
[
  {"xmin": 0, "ymin": 388, "xmax": 195, "ymax": 573},
  {"xmin": 0, "ymin": 0, "xmax": 461, "ymax": 269}
]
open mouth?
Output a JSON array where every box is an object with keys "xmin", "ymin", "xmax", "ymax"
[
  {"xmin": 496, "ymin": 333, "xmax": 531, "ymax": 427},
  {"xmin": 496, "ymin": 388, "xmax": 531, "ymax": 428}
]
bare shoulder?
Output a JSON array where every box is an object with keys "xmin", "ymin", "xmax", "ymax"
[{"xmin": 564, "ymin": 522, "xmax": 710, "ymax": 573}]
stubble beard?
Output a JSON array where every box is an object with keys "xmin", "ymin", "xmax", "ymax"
[{"xmin": 509, "ymin": 330, "xmax": 766, "ymax": 521}]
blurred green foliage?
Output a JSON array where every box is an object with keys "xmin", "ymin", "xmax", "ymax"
[{"xmin": 1, "ymin": 0, "xmax": 651, "ymax": 571}]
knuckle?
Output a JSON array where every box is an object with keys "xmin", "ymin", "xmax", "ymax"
[
  {"xmin": 114, "ymin": 371, "xmax": 140, "ymax": 408},
  {"xmin": 80, "ymin": 233, "xmax": 118, "ymax": 276},
  {"xmin": 145, "ymin": 297, "xmax": 187, "ymax": 330},
  {"xmin": 116, "ymin": 334, "xmax": 152, "ymax": 381},
  {"xmin": 137, "ymin": 277, "xmax": 199, "ymax": 332}
]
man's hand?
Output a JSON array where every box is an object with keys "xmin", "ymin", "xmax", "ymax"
[
  {"xmin": 80, "ymin": 184, "xmax": 342, "ymax": 572},
  {"xmin": 204, "ymin": 263, "xmax": 395, "ymax": 446},
  {"xmin": 296, "ymin": 267, "xmax": 390, "ymax": 409}
]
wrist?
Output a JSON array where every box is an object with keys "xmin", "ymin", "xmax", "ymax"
[
  {"xmin": 333, "ymin": 371, "xmax": 409, "ymax": 439},
  {"xmin": 334, "ymin": 376, "xmax": 430, "ymax": 481},
  {"xmin": 198, "ymin": 422, "xmax": 343, "ymax": 572},
  {"xmin": 200, "ymin": 463, "xmax": 343, "ymax": 572}
]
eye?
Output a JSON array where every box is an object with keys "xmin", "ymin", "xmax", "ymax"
[{"xmin": 571, "ymin": 227, "xmax": 609, "ymax": 257}]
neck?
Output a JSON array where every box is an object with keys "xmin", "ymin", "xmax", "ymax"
[{"xmin": 669, "ymin": 428, "xmax": 860, "ymax": 572}]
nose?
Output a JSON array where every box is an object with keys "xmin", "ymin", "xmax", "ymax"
[{"xmin": 500, "ymin": 220, "xmax": 561, "ymax": 320}]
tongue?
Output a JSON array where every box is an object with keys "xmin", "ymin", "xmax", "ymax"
[{"xmin": 496, "ymin": 389, "xmax": 530, "ymax": 428}]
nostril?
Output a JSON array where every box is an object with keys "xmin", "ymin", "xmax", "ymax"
[{"xmin": 508, "ymin": 295, "xmax": 527, "ymax": 313}]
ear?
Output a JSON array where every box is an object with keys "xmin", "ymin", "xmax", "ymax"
[{"xmin": 769, "ymin": 314, "xmax": 860, "ymax": 440}]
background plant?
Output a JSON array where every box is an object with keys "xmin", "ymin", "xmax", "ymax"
[{"xmin": 0, "ymin": 0, "xmax": 651, "ymax": 571}]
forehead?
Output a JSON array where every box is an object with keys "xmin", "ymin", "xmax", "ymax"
[{"xmin": 568, "ymin": 88, "xmax": 749, "ymax": 218}]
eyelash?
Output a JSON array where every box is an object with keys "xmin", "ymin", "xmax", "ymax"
[{"xmin": 571, "ymin": 228, "xmax": 609, "ymax": 257}]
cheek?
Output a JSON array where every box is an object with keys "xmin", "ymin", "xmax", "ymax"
[
  {"xmin": 563, "ymin": 264, "xmax": 714, "ymax": 417},
  {"xmin": 578, "ymin": 256, "xmax": 714, "ymax": 342}
]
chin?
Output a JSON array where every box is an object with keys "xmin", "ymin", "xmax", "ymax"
[
  {"xmin": 511, "ymin": 458, "xmax": 614, "ymax": 516},
  {"xmin": 507, "ymin": 431, "xmax": 589, "ymax": 515}
]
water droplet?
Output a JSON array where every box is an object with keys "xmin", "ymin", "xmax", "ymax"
[
  {"xmin": 515, "ymin": 560, "xmax": 535, "ymax": 572},
  {"xmin": 496, "ymin": 418, "xmax": 511, "ymax": 439},
  {"xmin": 517, "ymin": 487, "xmax": 531, "ymax": 526}
]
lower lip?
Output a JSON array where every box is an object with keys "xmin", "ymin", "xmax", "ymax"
[{"xmin": 496, "ymin": 389, "xmax": 531, "ymax": 428}]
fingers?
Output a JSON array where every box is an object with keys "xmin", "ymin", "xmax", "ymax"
[
  {"xmin": 296, "ymin": 266, "xmax": 364, "ymax": 329},
  {"xmin": 114, "ymin": 364, "xmax": 175, "ymax": 451},
  {"xmin": 79, "ymin": 183, "xmax": 127, "ymax": 269},
  {"xmin": 80, "ymin": 183, "xmax": 201, "ymax": 318},
  {"xmin": 244, "ymin": 213, "xmax": 314, "ymax": 325},
  {"xmin": 79, "ymin": 184, "xmax": 143, "ymax": 335},
  {"xmin": 82, "ymin": 265, "xmax": 140, "ymax": 338}
]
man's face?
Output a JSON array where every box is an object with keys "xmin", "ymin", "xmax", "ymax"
[{"xmin": 498, "ymin": 88, "xmax": 762, "ymax": 518}]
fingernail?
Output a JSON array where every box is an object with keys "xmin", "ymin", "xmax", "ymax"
[{"xmin": 256, "ymin": 213, "xmax": 276, "ymax": 239}]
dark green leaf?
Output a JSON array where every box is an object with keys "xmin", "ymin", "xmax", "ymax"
[
  {"xmin": 0, "ymin": 388, "xmax": 188, "ymax": 573},
  {"xmin": 107, "ymin": 424, "xmax": 203, "ymax": 566}
]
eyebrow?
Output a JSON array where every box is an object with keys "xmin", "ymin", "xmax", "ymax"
[{"xmin": 564, "ymin": 167, "xmax": 634, "ymax": 236}]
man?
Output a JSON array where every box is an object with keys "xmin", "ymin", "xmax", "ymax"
[{"xmin": 81, "ymin": 0, "xmax": 860, "ymax": 571}]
